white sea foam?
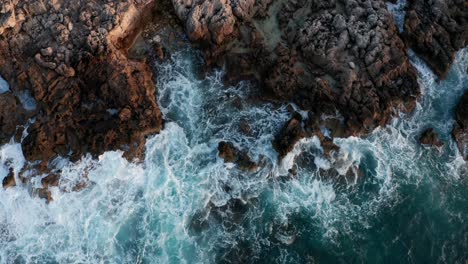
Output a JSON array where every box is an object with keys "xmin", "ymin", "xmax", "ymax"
[{"xmin": 0, "ymin": 47, "xmax": 466, "ymax": 263}]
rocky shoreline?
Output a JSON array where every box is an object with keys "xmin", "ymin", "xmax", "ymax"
[
  {"xmin": 0, "ymin": 0, "xmax": 467, "ymax": 198},
  {"xmin": 403, "ymin": 0, "xmax": 467, "ymax": 79},
  {"xmin": 172, "ymin": 0, "xmax": 466, "ymax": 158},
  {"xmin": 0, "ymin": 0, "xmax": 184, "ymax": 197}
]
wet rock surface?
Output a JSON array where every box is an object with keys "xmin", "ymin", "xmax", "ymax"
[
  {"xmin": 453, "ymin": 91, "xmax": 468, "ymax": 160},
  {"xmin": 172, "ymin": 0, "xmax": 421, "ymax": 159},
  {"xmin": 420, "ymin": 128, "xmax": 444, "ymax": 147},
  {"xmin": 273, "ymin": 112, "xmax": 306, "ymax": 159},
  {"xmin": 403, "ymin": 0, "xmax": 467, "ymax": 79}
]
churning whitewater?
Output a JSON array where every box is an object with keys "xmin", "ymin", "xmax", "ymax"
[{"xmin": 0, "ymin": 43, "xmax": 467, "ymax": 263}]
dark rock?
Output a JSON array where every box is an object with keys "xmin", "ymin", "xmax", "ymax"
[
  {"xmin": 273, "ymin": 112, "xmax": 305, "ymax": 159},
  {"xmin": 420, "ymin": 128, "xmax": 444, "ymax": 147},
  {"xmin": 0, "ymin": 0, "xmax": 185, "ymax": 201},
  {"xmin": 453, "ymin": 91, "xmax": 468, "ymax": 160},
  {"xmin": 0, "ymin": 93, "xmax": 29, "ymax": 145},
  {"xmin": 218, "ymin": 141, "xmax": 258, "ymax": 171},
  {"xmin": 0, "ymin": 0, "xmax": 168, "ymax": 168},
  {"xmin": 403, "ymin": 0, "xmax": 467, "ymax": 79}
]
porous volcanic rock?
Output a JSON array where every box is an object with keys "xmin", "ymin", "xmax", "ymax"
[
  {"xmin": 403, "ymin": 0, "xmax": 467, "ymax": 79},
  {"xmin": 172, "ymin": 0, "xmax": 420, "ymax": 159}
]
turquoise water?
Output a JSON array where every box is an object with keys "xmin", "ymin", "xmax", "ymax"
[{"xmin": 0, "ymin": 44, "xmax": 467, "ymax": 263}]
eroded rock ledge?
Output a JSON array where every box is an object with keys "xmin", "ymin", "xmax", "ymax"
[{"xmin": 0, "ymin": 0, "xmax": 166, "ymax": 170}]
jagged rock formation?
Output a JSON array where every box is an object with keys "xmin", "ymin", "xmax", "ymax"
[
  {"xmin": 0, "ymin": 0, "xmax": 166, "ymax": 170},
  {"xmin": 403, "ymin": 0, "xmax": 467, "ymax": 79},
  {"xmin": 0, "ymin": 0, "xmax": 186, "ymax": 199},
  {"xmin": 453, "ymin": 91, "xmax": 468, "ymax": 160},
  {"xmin": 419, "ymin": 128, "xmax": 444, "ymax": 147},
  {"xmin": 1, "ymin": 0, "xmax": 466, "ymax": 199},
  {"xmin": 273, "ymin": 112, "xmax": 305, "ymax": 159},
  {"xmin": 172, "ymin": 0, "xmax": 420, "ymax": 158}
]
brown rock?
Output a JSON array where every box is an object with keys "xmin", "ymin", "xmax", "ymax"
[
  {"xmin": 55, "ymin": 63, "xmax": 75, "ymax": 77},
  {"xmin": 42, "ymin": 173, "xmax": 59, "ymax": 188},
  {"xmin": 2, "ymin": 168, "xmax": 15, "ymax": 189},
  {"xmin": 0, "ymin": 1, "xmax": 17, "ymax": 34},
  {"xmin": 403, "ymin": 0, "xmax": 467, "ymax": 79},
  {"xmin": 40, "ymin": 47, "xmax": 53, "ymax": 57},
  {"xmin": 0, "ymin": 0, "xmax": 173, "ymax": 183},
  {"xmin": 218, "ymin": 141, "xmax": 258, "ymax": 171}
]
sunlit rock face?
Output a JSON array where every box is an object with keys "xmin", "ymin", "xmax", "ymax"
[{"xmin": 0, "ymin": 0, "xmax": 167, "ymax": 168}]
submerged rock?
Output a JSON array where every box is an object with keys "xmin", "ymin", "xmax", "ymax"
[
  {"xmin": 453, "ymin": 92, "xmax": 468, "ymax": 160},
  {"xmin": 0, "ymin": 93, "xmax": 29, "ymax": 143},
  {"xmin": 419, "ymin": 128, "xmax": 444, "ymax": 148}
]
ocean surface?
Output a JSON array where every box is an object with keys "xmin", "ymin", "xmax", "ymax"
[{"xmin": 1, "ymin": 5, "xmax": 468, "ymax": 263}]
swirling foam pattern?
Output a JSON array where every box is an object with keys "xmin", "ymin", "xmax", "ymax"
[{"xmin": 0, "ymin": 47, "xmax": 467, "ymax": 263}]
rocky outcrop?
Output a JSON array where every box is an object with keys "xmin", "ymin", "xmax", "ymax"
[
  {"xmin": 0, "ymin": 0, "xmax": 187, "ymax": 199},
  {"xmin": 172, "ymin": 0, "xmax": 420, "ymax": 160},
  {"xmin": 453, "ymin": 91, "xmax": 468, "ymax": 160},
  {"xmin": 403, "ymin": 0, "xmax": 467, "ymax": 79},
  {"xmin": 419, "ymin": 128, "xmax": 444, "ymax": 147},
  {"xmin": 0, "ymin": 0, "xmax": 167, "ymax": 170},
  {"xmin": 273, "ymin": 112, "xmax": 305, "ymax": 159},
  {"xmin": 0, "ymin": 92, "xmax": 29, "ymax": 142},
  {"xmin": 172, "ymin": 0, "xmax": 271, "ymax": 48},
  {"xmin": 218, "ymin": 141, "xmax": 258, "ymax": 171}
]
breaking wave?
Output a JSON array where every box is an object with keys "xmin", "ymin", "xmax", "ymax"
[{"xmin": 0, "ymin": 45, "xmax": 467, "ymax": 263}]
